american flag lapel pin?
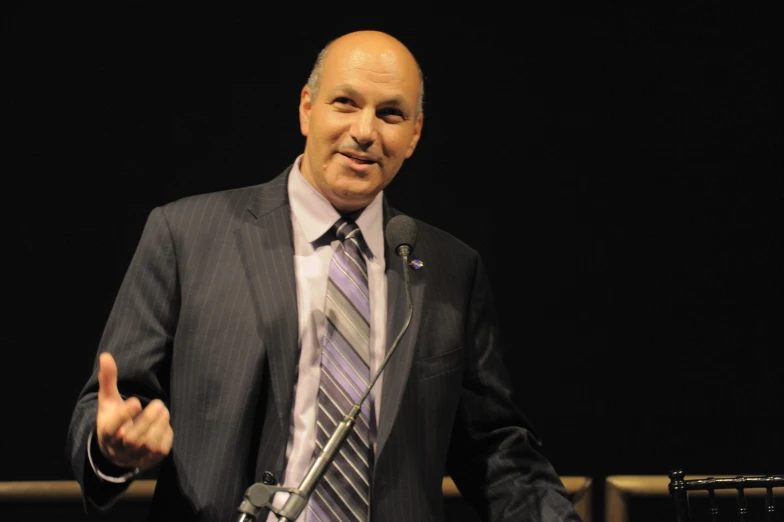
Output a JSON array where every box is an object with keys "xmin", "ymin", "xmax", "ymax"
[{"xmin": 408, "ymin": 258, "xmax": 424, "ymax": 270}]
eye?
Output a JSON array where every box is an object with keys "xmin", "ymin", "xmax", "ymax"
[
  {"xmin": 332, "ymin": 97, "xmax": 354, "ymax": 106},
  {"xmin": 378, "ymin": 107, "xmax": 405, "ymax": 121}
]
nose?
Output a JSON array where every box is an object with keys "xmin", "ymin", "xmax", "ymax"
[{"xmin": 350, "ymin": 108, "xmax": 377, "ymax": 149}]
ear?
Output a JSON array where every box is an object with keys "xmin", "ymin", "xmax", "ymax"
[
  {"xmin": 404, "ymin": 111, "xmax": 424, "ymax": 158},
  {"xmin": 299, "ymin": 85, "xmax": 312, "ymax": 137}
]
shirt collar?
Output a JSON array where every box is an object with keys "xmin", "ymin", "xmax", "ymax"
[{"xmin": 288, "ymin": 154, "xmax": 384, "ymax": 259}]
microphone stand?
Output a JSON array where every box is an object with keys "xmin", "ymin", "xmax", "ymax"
[{"xmin": 235, "ymin": 247, "xmax": 414, "ymax": 521}]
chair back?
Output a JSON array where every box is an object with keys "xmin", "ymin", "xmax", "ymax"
[{"xmin": 668, "ymin": 469, "xmax": 784, "ymax": 522}]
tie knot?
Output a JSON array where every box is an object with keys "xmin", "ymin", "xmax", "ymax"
[{"xmin": 334, "ymin": 218, "xmax": 361, "ymax": 243}]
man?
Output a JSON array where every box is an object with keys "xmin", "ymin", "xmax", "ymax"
[{"xmin": 66, "ymin": 30, "xmax": 581, "ymax": 521}]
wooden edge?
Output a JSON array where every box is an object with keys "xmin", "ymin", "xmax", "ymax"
[
  {"xmin": 1, "ymin": 476, "xmax": 591, "ymax": 502},
  {"xmin": 441, "ymin": 475, "xmax": 590, "ymax": 497},
  {"xmin": 604, "ymin": 477, "xmax": 628, "ymax": 522},
  {"xmin": 0, "ymin": 480, "xmax": 156, "ymax": 501},
  {"xmin": 568, "ymin": 477, "xmax": 593, "ymax": 522},
  {"xmin": 442, "ymin": 476, "xmax": 592, "ymax": 522}
]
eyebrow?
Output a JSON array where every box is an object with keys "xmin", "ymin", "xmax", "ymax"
[{"xmin": 329, "ymin": 85, "xmax": 411, "ymax": 114}]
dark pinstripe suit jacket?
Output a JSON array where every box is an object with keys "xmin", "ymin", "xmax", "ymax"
[{"xmin": 66, "ymin": 166, "xmax": 581, "ymax": 521}]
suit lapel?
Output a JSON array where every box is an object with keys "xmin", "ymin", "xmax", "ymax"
[
  {"xmin": 237, "ymin": 169, "xmax": 299, "ymax": 439},
  {"xmin": 236, "ymin": 179, "xmax": 424, "ymax": 462},
  {"xmin": 376, "ymin": 204, "xmax": 425, "ymax": 458}
]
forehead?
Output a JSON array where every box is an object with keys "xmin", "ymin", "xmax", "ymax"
[{"xmin": 321, "ymin": 46, "xmax": 420, "ymax": 104}]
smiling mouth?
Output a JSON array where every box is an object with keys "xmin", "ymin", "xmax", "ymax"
[{"xmin": 340, "ymin": 152, "xmax": 376, "ymax": 165}]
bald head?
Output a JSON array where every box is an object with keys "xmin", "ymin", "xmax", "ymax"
[
  {"xmin": 297, "ymin": 29, "xmax": 425, "ymax": 212},
  {"xmin": 307, "ymin": 30, "xmax": 424, "ymax": 115}
]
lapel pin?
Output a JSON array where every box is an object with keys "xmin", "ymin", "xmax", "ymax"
[{"xmin": 408, "ymin": 258, "xmax": 424, "ymax": 270}]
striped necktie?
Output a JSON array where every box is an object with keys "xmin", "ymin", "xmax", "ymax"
[{"xmin": 307, "ymin": 218, "xmax": 373, "ymax": 522}]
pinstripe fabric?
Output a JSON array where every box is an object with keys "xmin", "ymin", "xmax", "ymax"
[
  {"xmin": 308, "ymin": 219, "xmax": 373, "ymax": 522},
  {"xmin": 66, "ymin": 166, "xmax": 583, "ymax": 522}
]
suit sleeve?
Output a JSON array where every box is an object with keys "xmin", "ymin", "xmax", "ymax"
[
  {"xmin": 65, "ymin": 206, "xmax": 179, "ymax": 511},
  {"xmin": 445, "ymin": 256, "xmax": 582, "ymax": 522}
]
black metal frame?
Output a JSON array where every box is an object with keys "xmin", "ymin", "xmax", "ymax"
[{"xmin": 668, "ymin": 469, "xmax": 784, "ymax": 521}]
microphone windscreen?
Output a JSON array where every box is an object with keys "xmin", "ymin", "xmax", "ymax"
[{"xmin": 385, "ymin": 215, "xmax": 418, "ymax": 253}]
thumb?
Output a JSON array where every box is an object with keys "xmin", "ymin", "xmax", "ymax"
[{"xmin": 97, "ymin": 352, "xmax": 122, "ymax": 405}]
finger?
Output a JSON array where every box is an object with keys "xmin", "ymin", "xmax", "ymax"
[
  {"xmin": 100, "ymin": 406, "xmax": 149, "ymax": 465},
  {"xmin": 105, "ymin": 416, "xmax": 137, "ymax": 453},
  {"xmin": 161, "ymin": 424, "xmax": 174, "ymax": 454},
  {"xmin": 125, "ymin": 396, "xmax": 143, "ymax": 418},
  {"xmin": 116, "ymin": 403, "xmax": 172, "ymax": 469},
  {"xmin": 141, "ymin": 402, "xmax": 172, "ymax": 448},
  {"xmin": 99, "ymin": 397, "xmax": 142, "ymax": 438},
  {"xmin": 119, "ymin": 400, "xmax": 165, "ymax": 443},
  {"xmin": 134, "ymin": 407, "xmax": 172, "ymax": 460},
  {"xmin": 139, "ymin": 424, "xmax": 174, "ymax": 472},
  {"xmin": 152, "ymin": 425, "xmax": 175, "ymax": 469},
  {"xmin": 97, "ymin": 353, "xmax": 121, "ymax": 405}
]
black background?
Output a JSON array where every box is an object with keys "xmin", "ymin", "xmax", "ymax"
[{"xmin": 4, "ymin": 3, "xmax": 782, "ymax": 520}]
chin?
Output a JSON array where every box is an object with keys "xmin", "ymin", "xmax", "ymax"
[
  {"xmin": 330, "ymin": 189, "xmax": 373, "ymax": 210},
  {"xmin": 332, "ymin": 178, "xmax": 377, "ymax": 196}
]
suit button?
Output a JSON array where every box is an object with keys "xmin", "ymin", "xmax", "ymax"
[{"xmin": 261, "ymin": 471, "xmax": 277, "ymax": 485}]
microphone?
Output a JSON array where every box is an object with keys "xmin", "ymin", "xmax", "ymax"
[
  {"xmin": 385, "ymin": 214, "xmax": 418, "ymax": 260},
  {"xmin": 383, "ymin": 215, "xmax": 418, "ymax": 358},
  {"xmin": 236, "ymin": 215, "xmax": 419, "ymax": 522}
]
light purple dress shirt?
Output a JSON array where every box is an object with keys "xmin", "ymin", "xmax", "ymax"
[{"xmin": 266, "ymin": 156, "xmax": 388, "ymax": 521}]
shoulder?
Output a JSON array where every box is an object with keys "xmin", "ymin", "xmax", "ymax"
[
  {"xmin": 387, "ymin": 207, "xmax": 480, "ymax": 262},
  {"xmin": 159, "ymin": 184, "xmax": 262, "ymax": 219},
  {"xmin": 414, "ymin": 218, "xmax": 479, "ymax": 259},
  {"xmin": 386, "ymin": 208, "xmax": 484, "ymax": 291},
  {"xmin": 154, "ymin": 166, "xmax": 292, "ymax": 225}
]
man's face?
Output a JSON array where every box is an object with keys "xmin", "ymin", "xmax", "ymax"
[{"xmin": 298, "ymin": 37, "xmax": 424, "ymax": 213}]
